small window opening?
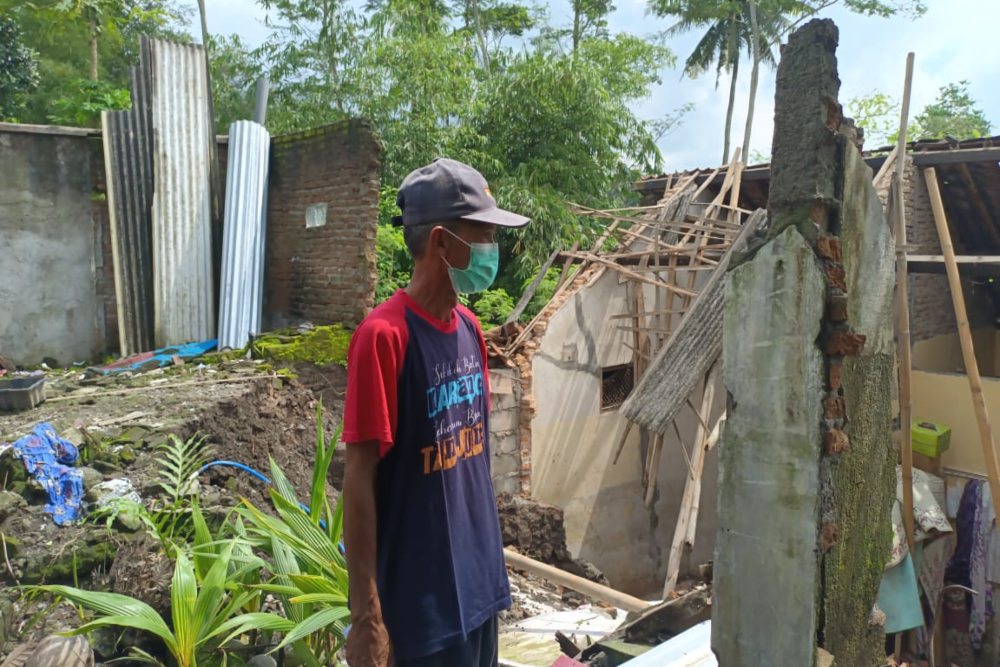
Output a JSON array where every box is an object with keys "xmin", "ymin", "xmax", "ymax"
[
  {"xmin": 601, "ymin": 363, "xmax": 634, "ymax": 412},
  {"xmin": 306, "ymin": 203, "xmax": 328, "ymax": 228}
]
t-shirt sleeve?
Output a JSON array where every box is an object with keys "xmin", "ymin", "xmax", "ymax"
[{"xmin": 342, "ymin": 318, "xmax": 405, "ymax": 457}]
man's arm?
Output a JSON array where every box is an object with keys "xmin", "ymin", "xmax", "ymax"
[{"xmin": 344, "ymin": 440, "xmax": 390, "ymax": 667}]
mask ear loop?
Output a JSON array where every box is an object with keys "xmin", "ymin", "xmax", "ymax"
[{"xmin": 440, "ymin": 226, "xmax": 472, "ymax": 271}]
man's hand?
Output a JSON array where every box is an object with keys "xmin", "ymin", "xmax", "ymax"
[
  {"xmin": 346, "ymin": 611, "xmax": 391, "ymax": 667},
  {"xmin": 344, "ymin": 440, "xmax": 389, "ymax": 666}
]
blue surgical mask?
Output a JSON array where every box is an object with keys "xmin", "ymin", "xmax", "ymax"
[{"xmin": 442, "ymin": 228, "xmax": 499, "ymax": 294}]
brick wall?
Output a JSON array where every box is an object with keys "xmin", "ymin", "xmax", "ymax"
[
  {"xmin": 265, "ymin": 120, "xmax": 382, "ymax": 329},
  {"xmin": 906, "ymin": 162, "xmax": 995, "ymax": 342}
]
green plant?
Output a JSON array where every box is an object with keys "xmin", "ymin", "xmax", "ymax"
[
  {"xmin": 87, "ymin": 434, "xmax": 213, "ymax": 549},
  {"xmin": 31, "ymin": 538, "xmax": 265, "ymax": 667},
  {"xmin": 471, "ymin": 288, "xmax": 515, "ymax": 328},
  {"xmin": 46, "ymin": 77, "xmax": 130, "ymax": 127},
  {"xmin": 227, "ymin": 408, "xmax": 349, "ymax": 666}
]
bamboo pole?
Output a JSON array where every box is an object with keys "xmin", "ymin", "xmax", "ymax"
[
  {"xmin": 503, "ymin": 549, "xmax": 652, "ymax": 613},
  {"xmin": 662, "ymin": 363, "xmax": 720, "ymax": 598},
  {"xmin": 895, "ymin": 52, "xmax": 916, "ymax": 552},
  {"xmin": 924, "ymin": 166, "xmax": 1000, "ymax": 523}
]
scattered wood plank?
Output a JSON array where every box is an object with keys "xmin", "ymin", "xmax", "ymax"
[
  {"xmin": 558, "ymin": 252, "xmax": 698, "ymax": 297},
  {"xmin": 925, "ymin": 165, "xmax": 1000, "ymax": 526},
  {"xmin": 503, "ymin": 548, "xmax": 652, "ymax": 613},
  {"xmin": 663, "ymin": 364, "xmax": 721, "ymax": 599},
  {"xmin": 621, "ymin": 209, "xmax": 768, "ymax": 434},
  {"xmin": 505, "ymin": 247, "xmax": 561, "ymax": 326}
]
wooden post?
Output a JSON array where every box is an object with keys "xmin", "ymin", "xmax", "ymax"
[
  {"xmin": 894, "ymin": 52, "xmax": 917, "ymax": 552},
  {"xmin": 925, "ymin": 166, "xmax": 1000, "ymax": 522},
  {"xmin": 503, "ymin": 548, "xmax": 651, "ymax": 613},
  {"xmin": 662, "ymin": 362, "xmax": 720, "ymax": 598}
]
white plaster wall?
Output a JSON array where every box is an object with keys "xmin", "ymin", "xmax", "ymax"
[
  {"xmin": 0, "ymin": 131, "xmax": 103, "ymax": 364},
  {"xmin": 531, "ymin": 268, "xmax": 724, "ymax": 598}
]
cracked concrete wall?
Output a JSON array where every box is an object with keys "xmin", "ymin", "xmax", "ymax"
[
  {"xmin": 713, "ymin": 19, "xmax": 895, "ymax": 666},
  {"xmin": 0, "ymin": 129, "xmax": 106, "ymax": 364},
  {"xmin": 529, "ymin": 268, "xmax": 722, "ymax": 597}
]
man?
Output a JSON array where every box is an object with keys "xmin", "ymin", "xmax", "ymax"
[{"xmin": 342, "ymin": 158, "xmax": 530, "ymax": 667}]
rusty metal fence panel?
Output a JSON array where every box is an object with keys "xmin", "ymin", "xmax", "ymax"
[
  {"xmin": 101, "ymin": 108, "xmax": 154, "ymax": 356},
  {"xmin": 218, "ymin": 121, "xmax": 270, "ymax": 350},
  {"xmin": 148, "ymin": 37, "xmax": 215, "ymax": 347}
]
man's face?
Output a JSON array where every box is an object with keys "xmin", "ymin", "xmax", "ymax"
[{"xmin": 439, "ymin": 221, "xmax": 496, "ymax": 270}]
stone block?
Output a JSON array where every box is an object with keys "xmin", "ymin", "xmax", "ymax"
[
  {"xmin": 489, "ymin": 409, "xmax": 519, "ymax": 433},
  {"xmin": 491, "ymin": 452, "xmax": 519, "ymax": 478}
]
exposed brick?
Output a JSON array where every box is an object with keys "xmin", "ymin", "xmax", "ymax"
[
  {"xmin": 824, "ymin": 429, "xmax": 851, "ymax": 455},
  {"xmin": 820, "ymin": 522, "xmax": 839, "ymax": 552},
  {"xmin": 825, "ymin": 330, "xmax": 866, "ymax": 356},
  {"xmin": 264, "ymin": 119, "xmax": 382, "ymax": 329},
  {"xmin": 828, "ymin": 291, "xmax": 849, "ymax": 323},
  {"xmin": 823, "ymin": 393, "xmax": 845, "ymax": 420},
  {"xmin": 828, "ymin": 362, "xmax": 842, "ymax": 391},
  {"xmin": 817, "ymin": 234, "xmax": 842, "ymax": 262},
  {"xmin": 823, "ymin": 262, "xmax": 847, "ymax": 291}
]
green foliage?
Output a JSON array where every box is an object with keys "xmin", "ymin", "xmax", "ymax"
[
  {"xmin": 231, "ymin": 412, "xmax": 349, "ymax": 665},
  {"xmin": 208, "ymin": 34, "xmax": 263, "ymax": 134},
  {"xmin": 376, "ymin": 223, "xmax": 410, "ymax": 303},
  {"xmin": 1, "ymin": 0, "xmax": 189, "ymax": 124},
  {"xmin": 158, "ymin": 434, "xmax": 212, "ymax": 505},
  {"xmin": 32, "ymin": 540, "xmax": 265, "ymax": 667},
  {"xmin": 520, "ymin": 267, "xmax": 560, "ymax": 321},
  {"xmin": 46, "ymin": 77, "xmax": 129, "ymax": 127},
  {"xmin": 847, "ymin": 82, "xmax": 993, "ymax": 147},
  {"xmin": 471, "ymin": 288, "xmax": 514, "ymax": 327},
  {"xmin": 0, "ymin": 15, "xmax": 40, "ymax": 120},
  {"xmin": 846, "ymin": 90, "xmax": 899, "ymax": 148},
  {"xmin": 912, "ymin": 81, "xmax": 992, "ymax": 142}
]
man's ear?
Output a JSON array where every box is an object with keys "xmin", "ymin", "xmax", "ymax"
[{"xmin": 429, "ymin": 225, "xmax": 447, "ymax": 257}]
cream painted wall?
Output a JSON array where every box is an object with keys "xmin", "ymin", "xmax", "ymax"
[
  {"xmin": 912, "ymin": 329, "xmax": 998, "ymax": 375},
  {"xmin": 530, "ymin": 267, "xmax": 723, "ymax": 598},
  {"xmin": 912, "ymin": 369, "xmax": 1000, "ymax": 476}
]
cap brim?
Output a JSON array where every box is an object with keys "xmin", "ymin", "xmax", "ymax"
[{"xmin": 460, "ymin": 207, "xmax": 531, "ymax": 228}]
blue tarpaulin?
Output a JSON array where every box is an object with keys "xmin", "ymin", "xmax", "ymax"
[
  {"xmin": 90, "ymin": 339, "xmax": 218, "ymax": 375},
  {"xmin": 12, "ymin": 423, "xmax": 84, "ymax": 526}
]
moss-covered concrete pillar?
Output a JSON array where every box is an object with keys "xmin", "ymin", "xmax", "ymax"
[{"xmin": 713, "ymin": 18, "xmax": 896, "ymax": 666}]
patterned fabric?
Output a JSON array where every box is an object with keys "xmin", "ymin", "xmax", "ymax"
[
  {"xmin": 11, "ymin": 423, "xmax": 84, "ymax": 526},
  {"xmin": 888, "ymin": 466, "xmax": 953, "ymax": 568},
  {"xmin": 919, "ymin": 534, "xmax": 957, "ymax": 627},
  {"xmin": 971, "ymin": 481, "xmax": 994, "ymax": 650}
]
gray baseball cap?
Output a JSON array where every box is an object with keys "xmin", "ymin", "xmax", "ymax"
[{"xmin": 392, "ymin": 158, "xmax": 530, "ymax": 228}]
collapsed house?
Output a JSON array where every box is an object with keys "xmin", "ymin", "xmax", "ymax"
[
  {"xmin": 482, "ymin": 19, "xmax": 1000, "ymax": 664},
  {"xmin": 485, "ymin": 150, "xmax": 763, "ymax": 597}
]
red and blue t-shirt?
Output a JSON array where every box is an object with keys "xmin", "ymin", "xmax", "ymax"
[{"xmin": 342, "ymin": 289, "xmax": 510, "ymax": 660}]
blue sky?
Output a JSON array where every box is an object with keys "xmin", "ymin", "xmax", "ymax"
[{"xmin": 201, "ymin": 0, "xmax": 999, "ymax": 172}]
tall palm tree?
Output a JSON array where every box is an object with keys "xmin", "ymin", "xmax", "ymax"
[{"xmin": 651, "ymin": 0, "xmax": 787, "ymax": 164}]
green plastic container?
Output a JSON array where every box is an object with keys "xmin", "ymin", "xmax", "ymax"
[{"xmin": 911, "ymin": 420, "xmax": 951, "ymax": 458}]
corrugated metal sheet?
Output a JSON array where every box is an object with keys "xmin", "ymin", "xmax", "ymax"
[
  {"xmin": 101, "ymin": 107, "xmax": 154, "ymax": 356},
  {"xmin": 621, "ymin": 621, "xmax": 716, "ymax": 667},
  {"xmin": 148, "ymin": 37, "xmax": 215, "ymax": 347},
  {"xmin": 218, "ymin": 121, "xmax": 270, "ymax": 350}
]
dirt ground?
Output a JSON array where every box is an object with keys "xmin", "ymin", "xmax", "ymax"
[
  {"xmin": 0, "ymin": 359, "xmax": 612, "ymax": 662},
  {"xmin": 0, "ymin": 359, "xmax": 349, "ymax": 660}
]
